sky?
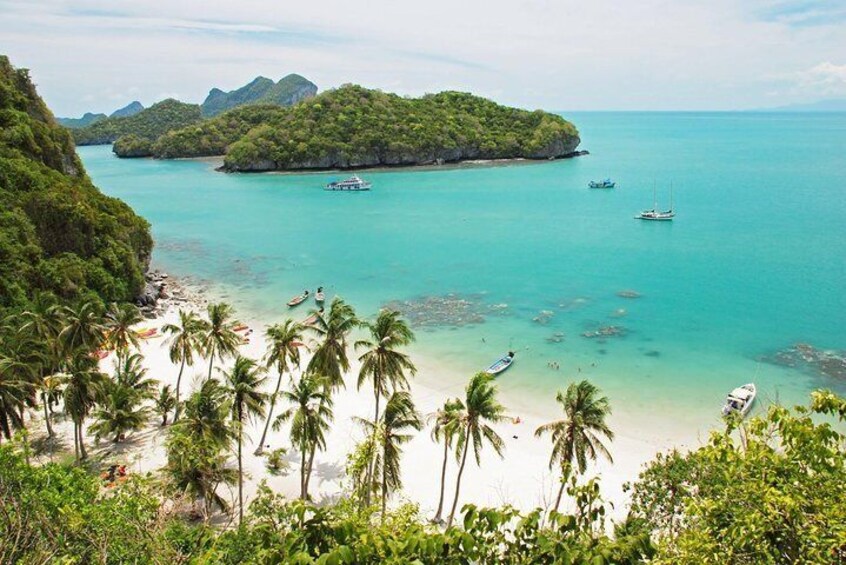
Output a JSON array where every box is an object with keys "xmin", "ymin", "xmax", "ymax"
[{"xmin": 2, "ymin": 0, "xmax": 845, "ymax": 116}]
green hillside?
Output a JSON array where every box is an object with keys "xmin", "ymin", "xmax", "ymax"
[
  {"xmin": 0, "ymin": 55, "xmax": 151, "ymax": 309},
  {"xmin": 201, "ymin": 74, "xmax": 317, "ymax": 117},
  {"xmin": 72, "ymin": 99, "xmax": 203, "ymax": 145}
]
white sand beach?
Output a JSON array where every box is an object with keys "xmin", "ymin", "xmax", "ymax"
[{"xmin": 32, "ymin": 278, "xmax": 697, "ymax": 523}]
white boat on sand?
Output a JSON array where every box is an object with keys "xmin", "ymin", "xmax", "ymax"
[
  {"xmin": 485, "ymin": 352, "xmax": 515, "ymax": 376},
  {"xmin": 722, "ymin": 383, "xmax": 756, "ymax": 418}
]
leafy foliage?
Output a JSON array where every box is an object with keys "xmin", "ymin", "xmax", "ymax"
[
  {"xmin": 0, "ymin": 56, "xmax": 151, "ymax": 310},
  {"xmin": 149, "ymin": 85, "xmax": 581, "ymax": 170},
  {"xmin": 73, "ymin": 98, "xmax": 203, "ymax": 146}
]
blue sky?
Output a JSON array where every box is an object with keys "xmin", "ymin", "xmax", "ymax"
[{"xmin": 1, "ymin": 0, "xmax": 844, "ymax": 115}]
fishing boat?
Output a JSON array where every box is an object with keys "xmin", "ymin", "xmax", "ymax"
[
  {"xmin": 325, "ymin": 175, "xmax": 371, "ymax": 191},
  {"xmin": 485, "ymin": 352, "xmax": 515, "ymax": 376},
  {"xmin": 287, "ymin": 290, "xmax": 310, "ymax": 307},
  {"xmin": 315, "ymin": 286, "xmax": 325, "ymax": 304},
  {"xmin": 721, "ymin": 383, "xmax": 756, "ymax": 418},
  {"xmin": 302, "ymin": 308, "xmax": 323, "ymax": 326},
  {"xmin": 636, "ymin": 184, "xmax": 675, "ymax": 221},
  {"xmin": 589, "ymin": 178, "xmax": 616, "ymax": 189}
]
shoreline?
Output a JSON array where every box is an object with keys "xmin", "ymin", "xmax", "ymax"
[{"xmin": 95, "ymin": 269, "xmax": 693, "ymax": 520}]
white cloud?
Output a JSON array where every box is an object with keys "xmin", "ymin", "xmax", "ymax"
[
  {"xmin": 795, "ymin": 62, "xmax": 846, "ymax": 95},
  {"xmin": 2, "ymin": 0, "xmax": 845, "ymax": 114}
]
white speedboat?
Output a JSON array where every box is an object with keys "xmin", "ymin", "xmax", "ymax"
[
  {"xmin": 722, "ymin": 383, "xmax": 756, "ymax": 418},
  {"xmin": 325, "ymin": 175, "xmax": 371, "ymax": 191}
]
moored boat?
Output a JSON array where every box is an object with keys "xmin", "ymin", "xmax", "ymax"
[
  {"xmin": 325, "ymin": 175, "xmax": 371, "ymax": 191},
  {"xmin": 589, "ymin": 178, "xmax": 616, "ymax": 189},
  {"xmin": 485, "ymin": 351, "xmax": 515, "ymax": 375},
  {"xmin": 287, "ymin": 290, "xmax": 310, "ymax": 307},
  {"xmin": 636, "ymin": 184, "xmax": 675, "ymax": 221},
  {"xmin": 315, "ymin": 286, "xmax": 325, "ymax": 304},
  {"xmin": 722, "ymin": 383, "xmax": 756, "ymax": 418},
  {"xmin": 302, "ymin": 307, "xmax": 324, "ymax": 326}
]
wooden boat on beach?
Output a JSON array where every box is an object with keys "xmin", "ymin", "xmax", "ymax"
[
  {"xmin": 485, "ymin": 352, "xmax": 515, "ymax": 376},
  {"xmin": 302, "ymin": 308, "xmax": 323, "ymax": 326},
  {"xmin": 287, "ymin": 290, "xmax": 310, "ymax": 307},
  {"xmin": 722, "ymin": 383, "xmax": 756, "ymax": 418}
]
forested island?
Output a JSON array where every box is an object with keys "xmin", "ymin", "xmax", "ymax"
[
  {"xmin": 136, "ymin": 85, "xmax": 582, "ymax": 170},
  {"xmin": 71, "ymin": 74, "xmax": 318, "ymax": 148}
]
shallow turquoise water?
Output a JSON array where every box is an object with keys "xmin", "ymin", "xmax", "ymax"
[{"xmin": 78, "ymin": 112, "xmax": 846, "ymax": 437}]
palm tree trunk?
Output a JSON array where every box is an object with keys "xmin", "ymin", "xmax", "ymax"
[
  {"xmin": 207, "ymin": 354, "xmax": 214, "ymax": 381},
  {"xmin": 446, "ymin": 426, "xmax": 471, "ymax": 529},
  {"xmin": 174, "ymin": 358, "xmax": 186, "ymax": 421},
  {"xmin": 72, "ymin": 422, "xmax": 79, "ymax": 459},
  {"xmin": 552, "ymin": 464, "xmax": 571, "ymax": 515},
  {"xmin": 78, "ymin": 422, "xmax": 87, "ymax": 460},
  {"xmin": 42, "ymin": 393, "xmax": 53, "ymax": 438},
  {"xmin": 364, "ymin": 389, "xmax": 381, "ymax": 507},
  {"xmin": 380, "ymin": 433, "xmax": 388, "ymax": 523},
  {"xmin": 433, "ymin": 439, "xmax": 449, "ymax": 522},
  {"xmin": 304, "ymin": 446, "xmax": 317, "ymax": 499},
  {"xmin": 237, "ymin": 412, "xmax": 244, "ymax": 524},
  {"xmin": 255, "ymin": 371, "xmax": 283, "ymax": 455},
  {"xmin": 300, "ymin": 447, "xmax": 307, "ymax": 499}
]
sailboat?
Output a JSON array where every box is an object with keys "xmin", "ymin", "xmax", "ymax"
[{"xmin": 636, "ymin": 183, "xmax": 675, "ymax": 221}]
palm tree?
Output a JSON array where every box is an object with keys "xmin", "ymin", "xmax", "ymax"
[
  {"xmin": 174, "ymin": 378, "xmax": 233, "ymax": 449},
  {"xmin": 222, "ymin": 356, "xmax": 268, "ymax": 523},
  {"xmin": 103, "ymin": 302, "xmax": 143, "ymax": 367},
  {"xmin": 375, "ymin": 392, "xmax": 422, "ymax": 520},
  {"xmin": 19, "ymin": 295, "xmax": 65, "ymax": 437},
  {"xmin": 114, "ymin": 353, "xmax": 158, "ymax": 399},
  {"xmin": 62, "ymin": 357, "xmax": 108, "ymax": 460},
  {"xmin": 162, "ymin": 310, "xmax": 207, "ymax": 421},
  {"xmin": 0, "ymin": 356, "xmax": 35, "ymax": 442},
  {"xmin": 535, "ymin": 380, "xmax": 614, "ymax": 514},
  {"xmin": 447, "ymin": 372, "xmax": 507, "ymax": 528},
  {"xmin": 200, "ymin": 303, "xmax": 241, "ymax": 381},
  {"xmin": 154, "ymin": 385, "xmax": 177, "ymax": 426},
  {"xmin": 428, "ymin": 398, "xmax": 465, "ymax": 523},
  {"xmin": 274, "ymin": 374, "xmax": 333, "ymax": 499},
  {"xmin": 355, "ymin": 309, "xmax": 416, "ymax": 424},
  {"xmin": 306, "ymin": 297, "xmax": 358, "ymax": 390},
  {"xmin": 59, "ymin": 301, "xmax": 105, "ymax": 359},
  {"xmin": 89, "ymin": 382, "xmax": 150, "ymax": 442},
  {"xmin": 355, "ymin": 309, "xmax": 416, "ymax": 505},
  {"xmin": 256, "ymin": 320, "xmax": 304, "ymax": 455}
]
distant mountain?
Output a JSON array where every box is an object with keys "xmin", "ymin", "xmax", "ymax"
[
  {"xmin": 201, "ymin": 74, "xmax": 317, "ymax": 117},
  {"xmin": 110, "ymin": 100, "xmax": 144, "ymax": 118},
  {"xmin": 760, "ymin": 98, "xmax": 846, "ymax": 112},
  {"xmin": 56, "ymin": 112, "xmax": 107, "ymax": 128},
  {"xmin": 73, "ymin": 99, "xmax": 203, "ymax": 145}
]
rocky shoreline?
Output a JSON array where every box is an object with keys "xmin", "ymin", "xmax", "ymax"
[{"xmin": 134, "ymin": 269, "xmax": 210, "ymax": 318}]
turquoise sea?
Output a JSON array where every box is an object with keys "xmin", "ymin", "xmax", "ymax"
[{"xmin": 78, "ymin": 112, "xmax": 846, "ymax": 442}]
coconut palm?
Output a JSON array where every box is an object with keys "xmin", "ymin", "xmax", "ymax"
[
  {"xmin": 0, "ymin": 356, "xmax": 36, "ymax": 442},
  {"xmin": 428, "ymin": 397, "xmax": 465, "ymax": 523},
  {"xmin": 355, "ymin": 309, "xmax": 416, "ymax": 505},
  {"xmin": 535, "ymin": 380, "xmax": 614, "ymax": 514},
  {"xmin": 62, "ymin": 357, "xmax": 108, "ymax": 460},
  {"xmin": 89, "ymin": 382, "xmax": 150, "ymax": 442},
  {"xmin": 113, "ymin": 353, "xmax": 158, "ymax": 399},
  {"xmin": 306, "ymin": 297, "xmax": 358, "ymax": 390},
  {"xmin": 165, "ymin": 426, "xmax": 237, "ymax": 521},
  {"xmin": 40, "ymin": 374, "xmax": 64, "ymax": 437},
  {"xmin": 274, "ymin": 374, "xmax": 333, "ymax": 499},
  {"xmin": 356, "ymin": 309, "xmax": 416, "ymax": 423},
  {"xmin": 59, "ymin": 301, "xmax": 105, "ymax": 358},
  {"xmin": 162, "ymin": 309, "xmax": 207, "ymax": 421},
  {"xmin": 200, "ymin": 303, "xmax": 241, "ymax": 381},
  {"xmin": 103, "ymin": 302, "xmax": 143, "ymax": 366},
  {"xmin": 447, "ymin": 372, "xmax": 507, "ymax": 528},
  {"xmin": 154, "ymin": 385, "xmax": 177, "ymax": 426},
  {"xmin": 373, "ymin": 392, "xmax": 422, "ymax": 520},
  {"xmin": 222, "ymin": 356, "xmax": 268, "ymax": 523},
  {"xmin": 256, "ymin": 320, "xmax": 304, "ymax": 455},
  {"xmin": 174, "ymin": 378, "xmax": 233, "ymax": 449}
]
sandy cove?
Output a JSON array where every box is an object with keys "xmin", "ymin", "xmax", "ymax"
[{"xmin": 31, "ymin": 282, "xmax": 694, "ymax": 523}]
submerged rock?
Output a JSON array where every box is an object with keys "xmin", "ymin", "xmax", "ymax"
[
  {"xmin": 533, "ymin": 310, "xmax": 555, "ymax": 325},
  {"xmin": 383, "ymin": 293, "xmax": 507, "ymax": 329},
  {"xmin": 765, "ymin": 343, "xmax": 846, "ymax": 380},
  {"xmin": 617, "ymin": 290, "xmax": 642, "ymax": 299},
  {"xmin": 581, "ymin": 325, "xmax": 627, "ymax": 339}
]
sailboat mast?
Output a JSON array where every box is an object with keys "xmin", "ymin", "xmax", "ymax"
[
  {"xmin": 652, "ymin": 181, "xmax": 657, "ymax": 211},
  {"xmin": 670, "ymin": 182, "xmax": 673, "ymax": 211}
]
